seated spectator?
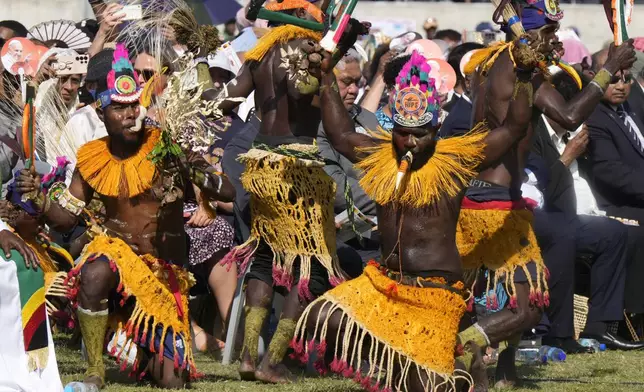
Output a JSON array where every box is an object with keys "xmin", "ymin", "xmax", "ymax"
[
  {"xmin": 531, "ymin": 71, "xmax": 643, "ymax": 351},
  {"xmin": 317, "ymin": 49, "xmax": 380, "ymax": 264},
  {"xmin": 586, "ymin": 69, "xmax": 644, "ymax": 224},
  {"xmin": 628, "ymin": 50, "xmax": 644, "ymax": 122}
]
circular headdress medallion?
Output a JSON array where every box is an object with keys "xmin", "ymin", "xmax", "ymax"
[
  {"xmin": 115, "ymin": 75, "xmax": 137, "ymax": 95},
  {"xmin": 393, "ymin": 86, "xmax": 432, "ymax": 127}
]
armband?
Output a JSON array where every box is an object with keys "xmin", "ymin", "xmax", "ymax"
[
  {"xmin": 590, "ymin": 68, "xmax": 612, "ymax": 93},
  {"xmin": 48, "ymin": 182, "xmax": 86, "ymax": 216}
]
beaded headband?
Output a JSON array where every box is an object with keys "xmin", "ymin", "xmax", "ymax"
[{"xmin": 95, "ymin": 43, "xmax": 142, "ymax": 109}]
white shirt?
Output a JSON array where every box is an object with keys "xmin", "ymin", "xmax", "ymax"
[
  {"xmin": 64, "ymin": 105, "xmax": 108, "ymax": 182},
  {"xmin": 522, "ymin": 170, "xmax": 544, "ymax": 208},
  {"xmin": 542, "ymin": 115, "xmax": 602, "ymax": 216}
]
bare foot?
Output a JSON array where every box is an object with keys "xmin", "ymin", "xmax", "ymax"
[
  {"xmin": 456, "ymin": 342, "xmax": 489, "ymax": 392},
  {"xmin": 494, "ymin": 347, "xmax": 518, "ymax": 389},
  {"xmin": 194, "ymin": 330, "xmax": 225, "ymax": 354},
  {"xmin": 254, "ymin": 359, "xmax": 297, "ymax": 384},
  {"xmin": 84, "ymin": 375, "xmax": 104, "ymax": 390},
  {"xmin": 239, "ymin": 348, "xmax": 257, "ymax": 381}
]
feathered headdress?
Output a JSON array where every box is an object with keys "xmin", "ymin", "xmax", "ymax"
[
  {"xmin": 391, "ymin": 51, "xmax": 441, "ymax": 128},
  {"xmin": 96, "ymin": 43, "xmax": 141, "ymax": 109}
]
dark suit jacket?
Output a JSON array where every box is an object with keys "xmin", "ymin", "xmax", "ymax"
[
  {"xmin": 531, "ymin": 117, "xmax": 577, "ymax": 217},
  {"xmin": 439, "ymin": 96, "xmax": 473, "ymax": 138},
  {"xmin": 587, "ymin": 101, "xmax": 644, "ymax": 221},
  {"xmin": 628, "ymin": 83, "xmax": 644, "ymax": 124}
]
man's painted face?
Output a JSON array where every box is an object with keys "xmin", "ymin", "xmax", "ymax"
[
  {"xmin": 528, "ymin": 22, "xmax": 561, "ymax": 58},
  {"xmin": 336, "ymin": 61, "xmax": 363, "ymax": 109},
  {"xmin": 101, "ymin": 102, "xmax": 143, "ymax": 145},
  {"xmin": 604, "ymin": 71, "xmax": 633, "ymax": 106},
  {"xmin": 58, "ymin": 73, "xmax": 82, "ymax": 106},
  {"xmin": 391, "ymin": 124, "xmax": 439, "ymax": 170}
]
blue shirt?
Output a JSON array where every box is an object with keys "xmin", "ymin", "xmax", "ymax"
[{"xmin": 375, "ymin": 108, "xmax": 394, "ymax": 131}]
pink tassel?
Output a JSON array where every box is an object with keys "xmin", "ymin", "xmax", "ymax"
[
  {"xmin": 466, "ymin": 297, "xmax": 474, "ymax": 312},
  {"xmin": 329, "ymin": 276, "xmax": 344, "ymax": 287},
  {"xmin": 329, "ymin": 358, "xmax": 343, "ymax": 373},
  {"xmin": 509, "ymin": 295, "xmax": 518, "ymax": 309},
  {"xmin": 543, "ymin": 291, "xmax": 550, "ymax": 307},
  {"xmin": 342, "ymin": 366, "xmax": 354, "ymax": 378},
  {"xmin": 219, "ymin": 244, "xmax": 256, "ymax": 276},
  {"xmin": 316, "ymin": 340, "xmax": 327, "ymax": 357},
  {"xmin": 314, "ymin": 359, "xmax": 327, "ymax": 375},
  {"xmin": 298, "ymin": 279, "xmax": 314, "ymax": 302},
  {"xmin": 360, "ymin": 376, "xmax": 373, "ymax": 390}
]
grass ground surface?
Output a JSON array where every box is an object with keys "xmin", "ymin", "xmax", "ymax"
[{"xmin": 56, "ymin": 336, "xmax": 644, "ymax": 392}]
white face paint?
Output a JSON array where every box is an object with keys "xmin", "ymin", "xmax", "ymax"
[{"xmin": 129, "ymin": 105, "xmax": 147, "ymax": 133}]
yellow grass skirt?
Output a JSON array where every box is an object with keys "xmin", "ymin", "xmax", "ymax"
[
  {"xmin": 293, "ymin": 264, "xmax": 472, "ymax": 392},
  {"xmin": 220, "ymin": 147, "xmax": 343, "ymax": 300},
  {"xmin": 456, "ymin": 202, "xmax": 549, "ymax": 309},
  {"xmin": 65, "ymin": 236, "xmax": 197, "ymax": 378}
]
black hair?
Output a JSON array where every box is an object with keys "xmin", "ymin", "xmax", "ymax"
[
  {"xmin": 366, "ymin": 44, "xmax": 390, "ymax": 85},
  {"xmin": 434, "ymin": 29, "xmax": 462, "ymax": 43},
  {"xmin": 225, "ymin": 18, "xmax": 236, "ymax": 26},
  {"xmin": 0, "ymin": 20, "xmax": 28, "ymax": 38},
  {"xmin": 447, "ymin": 42, "xmax": 485, "ymax": 86},
  {"xmin": 383, "ymin": 54, "xmax": 411, "ymax": 88},
  {"xmin": 551, "ymin": 71, "xmax": 591, "ymax": 102}
]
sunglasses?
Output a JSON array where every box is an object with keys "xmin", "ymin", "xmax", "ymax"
[
  {"xmin": 610, "ymin": 74, "xmax": 633, "ymax": 85},
  {"xmin": 135, "ymin": 68, "xmax": 156, "ymax": 82}
]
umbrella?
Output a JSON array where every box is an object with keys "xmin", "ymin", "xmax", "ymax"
[{"xmin": 185, "ymin": 0, "xmax": 242, "ymax": 26}]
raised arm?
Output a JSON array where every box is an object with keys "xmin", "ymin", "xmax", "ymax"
[
  {"xmin": 210, "ymin": 62, "xmax": 255, "ymax": 114},
  {"xmin": 476, "ymin": 51, "xmax": 533, "ymax": 169},
  {"xmin": 319, "ymin": 69, "xmax": 376, "ymax": 163},
  {"xmin": 534, "ymin": 40, "xmax": 636, "ymax": 130}
]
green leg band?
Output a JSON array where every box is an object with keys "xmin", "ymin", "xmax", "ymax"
[
  {"xmin": 458, "ymin": 323, "xmax": 490, "ymax": 348},
  {"xmin": 268, "ymin": 318, "xmax": 297, "ymax": 365},
  {"xmin": 77, "ymin": 307, "xmax": 109, "ymax": 385},
  {"xmin": 242, "ymin": 306, "xmax": 269, "ymax": 363}
]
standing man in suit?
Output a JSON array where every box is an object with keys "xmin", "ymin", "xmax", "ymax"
[{"xmin": 587, "ymin": 70, "xmax": 644, "ymax": 223}]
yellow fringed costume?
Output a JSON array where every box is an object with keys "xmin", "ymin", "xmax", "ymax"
[
  {"xmin": 220, "ymin": 145, "xmax": 343, "ymax": 300},
  {"xmin": 245, "ymin": 25, "xmax": 322, "ymax": 63},
  {"xmin": 293, "ymin": 264, "xmax": 472, "ymax": 392},
  {"xmin": 291, "ymin": 129, "xmax": 490, "ymax": 392},
  {"xmin": 66, "ymin": 236, "xmax": 197, "ymax": 377},
  {"xmin": 356, "ymin": 125, "xmax": 488, "ymax": 208},
  {"xmin": 76, "ymin": 128, "xmax": 160, "ymax": 198},
  {"xmin": 456, "ymin": 197, "xmax": 549, "ymax": 309}
]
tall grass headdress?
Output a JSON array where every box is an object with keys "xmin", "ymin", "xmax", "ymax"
[
  {"xmin": 391, "ymin": 50, "xmax": 441, "ymax": 128},
  {"xmin": 95, "ymin": 44, "xmax": 141, "ymax": 109}
]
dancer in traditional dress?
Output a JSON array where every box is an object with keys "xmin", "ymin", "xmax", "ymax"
[
  {"xmin": 455, "ymin": 0, "xmax": 637, "ymax": 387},
  {"xmin": 213, "ymin": 0, "xmax": 366, "ymax": 383},
  {"xmin": 293, "ymin": 42, "xmax": 536, "ymax": 390},
  {"xmin": 15, "ymin": 44, "xmax": 235, "ymax": 390}
]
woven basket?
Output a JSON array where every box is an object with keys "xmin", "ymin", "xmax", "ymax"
[{"xmin": 573, "ymin": 294, "xmax": 589, "ymax": 339}]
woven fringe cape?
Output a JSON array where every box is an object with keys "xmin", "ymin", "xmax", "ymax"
[
  {"xmin": 292, "ymin": 264, "xmax": 472, "ymax": 392},
  {"xmin": 456, "ymin": 198, "xmax": 549, "ymax": 310},
  {"xmin": 26, "ymin": 237, "xmax": 74, "ymax": 315},
  {"xmin": 219, "ymin": 147, "xmax": 343, "ymax": 301},
  {"xmin": 65, "ymin": 236, "xmax": 198, "ymax": 379},
  {"xmin": 355, "ymin": 125, "xmax": 488, "ymax": 208},
  {"xmin": 76, "ymin": 128, "xmax": 160, "ymax": 198},
  {"xmin": 245, "ymin": 25, "xmax": 322, "ymax": 63}
]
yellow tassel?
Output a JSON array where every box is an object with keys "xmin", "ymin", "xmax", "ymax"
[
  {"xmin": 76, "ymin": 128, "xmax": 160, "ymax": 198},
  {"xmin": 245, "ymin": 25, "xmax": 323, "ymax": 63},
  {"xmin": 356, "ymin": 124, "xmax": 488, "ymax": 209},
  {"xmin": 463, "ymin": 41, "xmax": 514, "ymax": 75},
  {"xmin": 72, "ymin": 236, "xmax": 197, "ymax": 376}
]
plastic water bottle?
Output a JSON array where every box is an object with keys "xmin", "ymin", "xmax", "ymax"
[
  {"xmin": 578, "ymin": 338, "xmax": 607, "ymax": 353},
  {"xmin": 539, "ymin": 345, "xmax": 566, "ymax": 362},
  {"xmin": 64, "ymin": 382, "xmax": 99, "ymax": 392},
  {"xmin": 515, "ymin": 348, "xmax": 546, "ymax": 364}
]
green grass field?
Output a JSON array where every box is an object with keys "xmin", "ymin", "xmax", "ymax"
[{"xmin": 55, "ymin": 336, "xmax": 644, "ymax": 392}]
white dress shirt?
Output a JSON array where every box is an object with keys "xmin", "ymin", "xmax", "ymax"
[{"xmin": 542, "ymin": 115, "xmax": 603, "ymax": 216}]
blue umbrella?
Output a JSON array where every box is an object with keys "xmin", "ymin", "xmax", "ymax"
[{"xmin": 186, "ymin": 0, "xmax": 243, "ymax": 25}]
